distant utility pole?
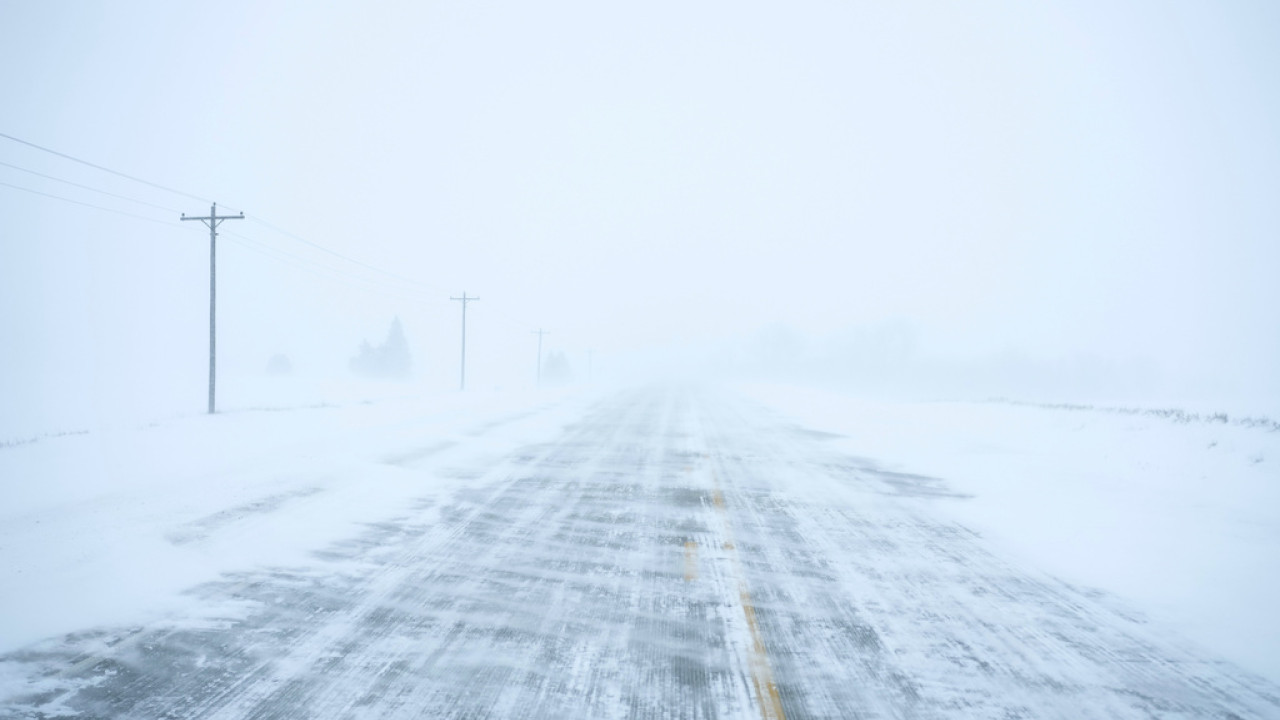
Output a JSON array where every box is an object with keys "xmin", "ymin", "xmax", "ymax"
[
  {"xmin": 181, "ymin": 202, "xmax": 244, "ymax": 414},
  {"xmin": 450, "ymin": 292, "xmax": 479, "ymax": 390},
  {"xmin": 532, "ymin": 328, "xmax": 550, "ymax": 385}
]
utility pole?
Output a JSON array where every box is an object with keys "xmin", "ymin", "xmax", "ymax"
[
  {"xmin": 181, "ymin": 202, "xmax": 244, "ymax": 414},
  {"xmin": 532, "ymin": 329, "xmax": 550, "ymax": 385},
  {"xmin": 450, "ymin": 292, "xmax": 479, "ymax": 390}
]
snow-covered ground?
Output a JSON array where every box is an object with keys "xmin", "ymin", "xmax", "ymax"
[
  {"xmin": 0, "ymin": 384, "xmax": 592, "ymax": 655},
  {"xmin": 742, "ymin": 382, "xmax": 1280, "ymax": 685},
  {"xmin": 2, "ymin": 382, "xmax": 1278, "ymax": 717}
]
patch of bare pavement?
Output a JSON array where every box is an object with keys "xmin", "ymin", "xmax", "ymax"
[{"xmin": 3, "ymin": 388, "xmax": 1278, "ymax": 718}]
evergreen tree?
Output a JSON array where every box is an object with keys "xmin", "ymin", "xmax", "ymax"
[{"xmin": 350, "ymin": 316, "xmax": 413, "ymax": 379}]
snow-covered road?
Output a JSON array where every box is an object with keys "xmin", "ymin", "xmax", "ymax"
[{"xmin": 3, "ymin": 387, "xmax": 1278, "ymax": 718}]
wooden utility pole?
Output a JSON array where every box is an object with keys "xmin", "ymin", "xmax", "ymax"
[
  {"xmin": 532, "ymin": 329, "xmax": 550, "ymax": 385},
  {"xmin": 181, "ymin": 202, "xmax": 244, "ymax": 414},
  {"xmin": 450, "ymin": 293, "xmax": 479, "ymax": 390}
]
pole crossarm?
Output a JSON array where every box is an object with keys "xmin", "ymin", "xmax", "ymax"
[
  {"xmin": 181, "ymin": 202, "xmax": 244, "ymax": 414},
  {"xmin": 181, "ymin": 213, "xmax": 245, "ymax": 225}
]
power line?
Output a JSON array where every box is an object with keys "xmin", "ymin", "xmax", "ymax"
[
  {"xmin": 221, "ymin": 231, "xmax": 431, "ymax": 304},
  {"xmin": 229, "ymin": 230, "xmax": 433, "ymax": 300},
  {"xmin": 0, "ymin": 180, "xmax": 179, "ymax": 227},
  {"xmin": 0, "ymin": 131, "xmax": 429, "ymax": 289},
  {"xmin": 0, "ymin": 159, "xmax": 182, "ymax": 213},
  {"xmin": 0, "ymin": 175, "xmax": 428, "ymax": 303},
  {"xmin": 246, "ymin": 216, "xmax": 428, "ymax": 288},
  {"xmin": 0, "ymin": 131, "xmax": 209, "ymax": 203}
]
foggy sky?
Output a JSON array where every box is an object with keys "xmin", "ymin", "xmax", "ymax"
[{"xmin": 2, "ymin": 1, "xmax": 1278, "ymax": 428}]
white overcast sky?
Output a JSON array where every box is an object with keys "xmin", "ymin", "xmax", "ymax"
[{"xmin": 2, "ymin": 1, "xmax": 1278, "ymax": 422}]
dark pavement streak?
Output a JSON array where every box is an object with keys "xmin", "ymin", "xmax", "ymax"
[{"xmin": 3, "ymin": 388, "xmax": 1278, "ymax": 718}]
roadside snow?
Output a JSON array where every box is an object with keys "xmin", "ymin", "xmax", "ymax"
[
  {"xmin": 741, "ymin": 383, "xmax": 1280, "ymax": 685},
  {"xmin": 0, "ymin": 386, "xmax": 591, "ymax": 654}
]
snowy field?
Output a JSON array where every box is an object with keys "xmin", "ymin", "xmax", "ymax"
[{"xmin": 2, "ymin": 383, "xmax": 1278, "ymax": 717}]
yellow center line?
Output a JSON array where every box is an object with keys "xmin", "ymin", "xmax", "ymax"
[
  {"xmin": 738, "ymin": 583, "xmax": 787, "ymax": 720},
  {"xmin": 709, "ymin": 469, "xmax": 787, "ymax": 720}
]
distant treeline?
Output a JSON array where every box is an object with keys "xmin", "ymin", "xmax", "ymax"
[{"xmin": 988, "ymin": 399, "xmax": 1280, "ymax": 432}]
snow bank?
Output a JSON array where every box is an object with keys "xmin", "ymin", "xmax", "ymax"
[{"xmin": 740, "ymin": 383, "xmax": 1280, "ymax": 684}]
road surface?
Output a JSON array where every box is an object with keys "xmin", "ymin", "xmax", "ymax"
[{"xmin": 3, "ymin": 387, "xmax": 1279, "ymax": 718}]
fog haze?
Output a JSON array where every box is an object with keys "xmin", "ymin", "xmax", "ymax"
[{"xmin": 3, "ymin": 1, "xmax": 1278, "ymax": 432}]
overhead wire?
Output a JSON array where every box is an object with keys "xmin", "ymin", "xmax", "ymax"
[
  {"xmin": 246, "ymin": 215, "xmax": 429, "ymax": 288},
  {"xmin": 0, "ymin": 130, "xmax": 429, "ymax": 289},
  {"xmin": 0, "ymin": 131, "xmax": 211, "ymax": 204},
  {"xmin": 0, "ymin": 174, "xmax": 431, "ymax": 304},
  {"xmin": 1, "ymin": 133, "xmax": 483, "ymax": 379},
  {"xmin": 0, "ymin": 159, "xmax": 183, "ymax": 213},
  {"xmin": 0, "ymin": 180, "xmax": 182, "ymax": 227},
  {"xmin": 223, "ymin": 238, "xmax": 431, "ymax": 306},
  {"xmin": 221, "ymin": 229, "xmax": 432, "ymax": 305}
]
